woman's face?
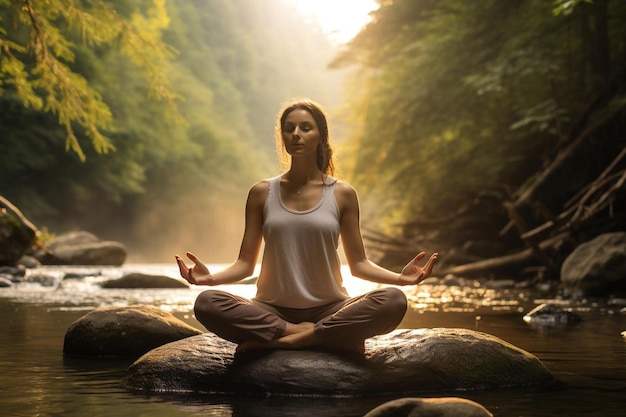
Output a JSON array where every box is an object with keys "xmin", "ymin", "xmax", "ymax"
[{"xmin": 281, "ymin": 109, "xmax": 321, "ymax": 157}]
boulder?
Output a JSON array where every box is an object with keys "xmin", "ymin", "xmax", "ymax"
[
  {"xmin": 101, "ymin": 273, "xmax": 189, "ymax": 289},
  {"xmin": 48, "ymin": 230, "xmax": 100, "ymax": 248},
  {"xmin": 363, "ymin": 397, "xmax": 493, "ymax": 417},
  {"xmin": 63, "ymin": 305, "xmax": 202, "ymax": 357},
  {"xmin": 0, "ymin": 265, "xmax": 26, "ymax": 278},
  {"xmin": 18, "ymin": 254, "xmax": 41, "ymax": 268},
  {"xmin": 0, "ymin": 195, "xmax": 38, "ymax": 266},
  {"xmin": 561, "ymin": 232, "xmax": 626, "ymax": 297},
  {"xmin": 63, "ymin": 270, "xmax": 102, "ymax": 280},
  {"xmin": 124, "ymin": 328, "xmax": 553, "ymax": 396},
  {"xmin": 0, "ymin": 266, "xmax": 25, "ymax": 286},
  {"xmin": 25, "ymin": 272, "xmax": 57, "ymax": 287},
  {"xmin": 40, "ymin": 231, "xmax": 127, "ymax": 266},
  {"xmin": 523, "ymin": 303, "xmax": 582, "ymax": 330}
]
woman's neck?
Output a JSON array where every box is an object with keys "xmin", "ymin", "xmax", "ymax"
[
  {"xmin": 286, "ymin": 159, "xmax": 323, "ymax": 184},
  {"xmin": 284, "ymin": 170, "xmax": 323, "ymax": 186}
]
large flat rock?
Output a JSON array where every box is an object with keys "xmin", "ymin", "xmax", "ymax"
[{"xmin": 124, "ymin": 328, "xmax": 553, "ymax": 396}]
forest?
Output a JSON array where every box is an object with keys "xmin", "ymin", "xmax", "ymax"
[
  {"xmin": 1, "ymin": 0, "xmax": 625, "ymax": 278},
  {"xmin": 335, "ymin": 0, "xmax": 626, "ymax": 279},
  {"xmin": 0, "ymin": 0, "xmax": 340, "ymax": 261}
]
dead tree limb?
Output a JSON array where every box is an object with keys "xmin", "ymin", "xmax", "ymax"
[
  {"xmin": 519, "ymin": 152, "xmax": 626, "ymax": 240},
  {"xmin": 576, "ymin": 168, "xmax": 626, "ymax": 224},
  {"xmin": 564, "ymin": 145, "xmax": 626, "ymax": 208},
  {"xmin": 437, "ymin": 233, "xmax": 569, "ymax": 277},
  {"xmin": 513, "ymin": 116, "xmax": 609, "ymax": 207},
  {"xmin": 503, "ymin": 202, "xmax": 556, "ymax": 268}
]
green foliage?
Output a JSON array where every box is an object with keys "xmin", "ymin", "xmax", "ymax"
[
  {"xmin": 553, "ymin": 0, "xmax": 593, "ymax": 16},
  {"xmin": 0, "ymin": 0, "xmax": 340, "ymax": 261},
  {"xmin": 334, "ymin": 0, "xmax": 626, "ymax": 229},
  {"xmin": 0, "ymin": 0, "xmax": 179, "ymax": 160}
]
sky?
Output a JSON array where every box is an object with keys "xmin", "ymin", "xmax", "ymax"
[{"xmin": 290, "ymin": 0, "xmax": 379, "ymax": 44}]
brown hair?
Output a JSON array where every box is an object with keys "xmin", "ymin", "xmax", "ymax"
[{"xmin": 275, "ymin": 100, "xmax": 335, "ymax": 176}]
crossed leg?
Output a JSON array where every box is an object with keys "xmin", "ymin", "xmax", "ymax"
[
  {"xmin": 193, "ymin": 288, "xmax": 407, "ymax": 353},
  {"xmin": 236, "ymin": 322, "xmax": 318, "ymax": 352}
]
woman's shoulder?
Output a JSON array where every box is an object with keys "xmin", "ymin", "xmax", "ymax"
[
  {"xmin": 247, "ymin": 179, "xmax": 271, "ymax": 204},
  {"xmin": 334, "ymin": 179, "xmax": 357, "ymax": 195},
  {"xmin": 250, "ymin": 178, "xmax": 271, "ymax": 192},
  {"xmin": 334, "ymin": 180, "xmax": 359, "ymax": 210}
]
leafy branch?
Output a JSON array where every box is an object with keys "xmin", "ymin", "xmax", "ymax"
[{"xmin": 1, "ymin": 0, "xmax": 181, "ymax": 160}]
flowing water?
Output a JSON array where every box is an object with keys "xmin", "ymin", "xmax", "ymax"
[{"xmin": 0, "ymin": 264, "xmax": 624, "ymax": 417}]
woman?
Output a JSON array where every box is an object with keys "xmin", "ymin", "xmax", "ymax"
[{"xmin": 176, "ymin": 100, "xmax": 438, "ymax": 353}]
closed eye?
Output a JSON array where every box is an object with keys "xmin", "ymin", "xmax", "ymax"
[{"xmin": 283, "ymin": 123, "xmax": 315, "ymax": 133}]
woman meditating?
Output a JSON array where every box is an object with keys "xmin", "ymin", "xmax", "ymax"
[{"xmin": 176, "ymin": 100, "xmax": 438, "ymax": 353}]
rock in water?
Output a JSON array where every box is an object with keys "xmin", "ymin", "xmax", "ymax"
[
  {"xmin": 64, "ymin": 305, "xmax": 202, "ymax": 358},
  {"xmin": 561, "ymin": 232, "xmax": 626, "ymax": 297},
  {"xmin": 523, "ymin": 303, "xmax": 582, "ymax": 329},
  {"xmin": 0, "ymin": 196, "xmax": 38, "ymax": 266},
  {"xmin": 39, "ymin": 231, "xmax": 127, "ymax": 266},
  {"xmin": 124, "ymin": 328, "xmax": 553, "ymax": 396},
  {"xmin": 363, "ymin": 397, "xmax": 494, "ymax": 417},
  {"xmin": 101, "ymin": 273, "xmax": 189, "ymax": 289}
]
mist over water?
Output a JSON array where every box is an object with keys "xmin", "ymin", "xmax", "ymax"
[{"xmin": 120, "ymin": 182, "xmax": 254, "ymax": 264}]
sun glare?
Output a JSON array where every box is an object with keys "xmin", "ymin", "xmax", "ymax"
[{"xmin": 291, "ymin": 0, "xmax": 378, "ymax": 44}]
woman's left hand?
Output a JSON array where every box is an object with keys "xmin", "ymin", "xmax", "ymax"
[{"xmin": 399, "ymin": 252, "xmax": 439, "ymax": 285}]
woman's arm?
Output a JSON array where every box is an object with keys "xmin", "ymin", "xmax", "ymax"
[
  {"xmin": 175, "ymin": 180, "xmax": 267, "ymax": 285},
  {"xmin": 337, "ymin": 181, "xmax": 438, "ymax": 286}
]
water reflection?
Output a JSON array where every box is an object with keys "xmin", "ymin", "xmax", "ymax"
[
  {"xmin": 1, "ymin": 264, "xmax": 603, "ymax": 314},
  {"xmin": 3, "ymin": 264, "xmax": 624, "ymax": 337},
  {"xmin": 0, "ymin": 264, "xmax": 625, "ymax": 416}
]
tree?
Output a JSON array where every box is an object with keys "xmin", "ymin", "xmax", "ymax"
[
  {"xmin": 0, "ymin": 0, "xmax": 179, "ymax": 160},
  {"xmin": 0, "ymin": 0, "xmax": 342, "ymax": 262},
  {"xmin": 333, "ymin": 0, "xmax": 626, "ymax": 273}
]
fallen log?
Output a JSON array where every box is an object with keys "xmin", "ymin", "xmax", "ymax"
[{"xmin": 437, "ymin": 233, "xmax": 569, "ymax": 278}]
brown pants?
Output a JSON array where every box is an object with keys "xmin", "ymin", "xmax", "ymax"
[{"xmin": 193, "ymin": 287, "xmax": 407, "ymax": 349}]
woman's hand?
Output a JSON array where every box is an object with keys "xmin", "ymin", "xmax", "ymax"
[
  {"xmin": 398, "ymin": 252, "xmax": 439, "ymax": 285},
  {"xmin": 175, "ymin": 252, "xmax": 215, "ymax": 285}
]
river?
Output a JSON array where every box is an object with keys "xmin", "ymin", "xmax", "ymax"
[{"xmin": 0, "ymin": 264, "xmax": 624, "ymax": 417}]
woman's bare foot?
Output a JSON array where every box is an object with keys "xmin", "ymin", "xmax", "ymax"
[
  {"xmin": 236, "ymin": 324, "xmax": 320, "ymax": 353},
  {"xmin": 283, "ymin": 321, "xmax": 314, "ymax": 336},
  {"xmin": 236, "ymin": 339, "xmax": 268, "ymax": 353}
]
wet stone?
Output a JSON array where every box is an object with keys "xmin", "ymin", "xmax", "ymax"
[{"xmin": 125, "ymin": 328, "xmax": 553, "ymax": 396}]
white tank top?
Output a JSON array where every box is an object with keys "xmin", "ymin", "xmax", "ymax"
[{"xmin": 254, "ymin": 175, "xmax": 349, "ymax": 308}]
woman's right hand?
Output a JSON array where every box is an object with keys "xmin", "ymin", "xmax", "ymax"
[{"xmin": 175, "ymin": 252, "xmax": 215, "ymax": 285}]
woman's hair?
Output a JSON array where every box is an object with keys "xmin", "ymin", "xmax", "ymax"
[{"xmin": 275, "ymin": 100, "xmax": 335, "ymax": 176}]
